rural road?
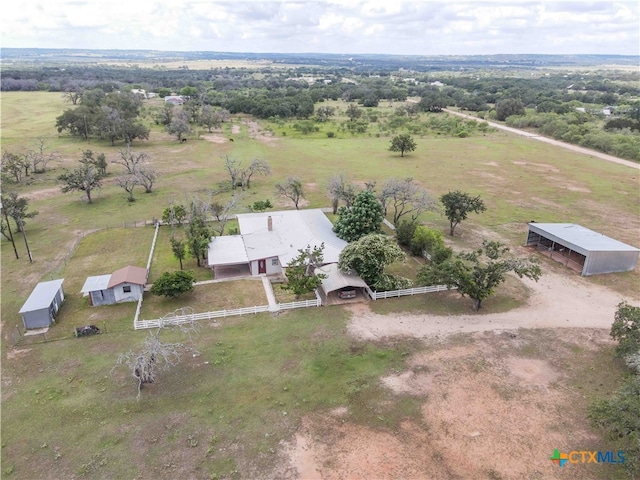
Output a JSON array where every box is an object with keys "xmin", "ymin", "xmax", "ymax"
[{"xmin": 444, "ymin": 108, "xmax": 640, "ymax": 170}]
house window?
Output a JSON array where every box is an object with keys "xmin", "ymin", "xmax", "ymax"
[
  {"xmin": 123, "ymin": 285, "xmax": 132, "ymax": 293},
  {"xmin": 271, "ymin": 258, "xmax": 279, "ymax": 266}
]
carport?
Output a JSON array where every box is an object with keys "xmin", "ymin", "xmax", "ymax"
[
  {"xmin": 208, "ymin": 235, "xmax": 251, "ymax": 279},
  {"xmin": 526, "ymin": 223, "xmax": 639, "ymax": 275},
  {"xmin": 314, "ymin": 263, "xmax": 369, "ymax": 305}
]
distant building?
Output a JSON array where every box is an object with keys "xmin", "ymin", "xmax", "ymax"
[
  {"xmin": 526, "ymin": 223, "xmax": 639, "ymax": 275},
  {"xmin": 164, "ymin": 96, "xmax": 184, "ymax": 106},
  {"xmin": 130, "ymin": 89, "xmax": 148, "ymax": 98}
]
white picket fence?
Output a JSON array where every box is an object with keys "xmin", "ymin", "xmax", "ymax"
[
  {"xmin": 366, "ymin": 284, "xmax": 453, "ymax": 300},
  {"xmin": 135, "ymin": 304, "xmax": 271, "ymax": 330},
  {"xmin": 275, "ymin": 296, "xmax": 321, "ymax": 311},
  {"xmin": 134, "ymin": 292, "xmax": 321, "ymax": 330}
]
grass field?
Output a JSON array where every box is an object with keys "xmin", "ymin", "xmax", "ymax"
[
  {"xmin": 2, "ymin": 307, "xmax": 425, "ymax": 479},
  {"xmin": 2, "ymin": 91, "xmax": 639, "ymax": 479}
]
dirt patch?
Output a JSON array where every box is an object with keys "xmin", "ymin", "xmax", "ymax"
[
  {"xmin": 243, "ymin": 120, "xmax": 278, "ymax": 145},
  {"xmin": 513, "ymin": 160, "xmax": 560, "ymax": 173},
  {"xmin": 201, "ymin": 134, "xmax": 227, "ymax": 144},
  {"xmin": 232, "ymin": 124, "xmax": 241, "ymax": 134},
  {"xmin": 280, "ymin": 268, "xmax": 632, "ymax": 478},
  {"xmin": 22, "ymin": 187, "xmax": 63, "ymax": 201},
  {"xmin": 282, "ymin": 330, "xmax": 606, "ymax": 479},
  {"xmin": 6, "ymin": 347, "xmax": 32, "ymax": 359},
  {"xmin": 506, "ymin": 357, "xmax": 559, "ymax": 386}
]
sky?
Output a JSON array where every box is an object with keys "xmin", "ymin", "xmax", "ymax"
[{"xmin": 2, "ymin": 0, "xmax": 639, "ymax": 56}]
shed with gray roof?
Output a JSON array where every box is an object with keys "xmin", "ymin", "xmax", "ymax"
[
  {"xmin": 19, "ymin": 279, "xmax": 65, "ymax": 329},
  {"xmin": 526, "ymin": 223, "xmax": 639, "ymax": 275}
]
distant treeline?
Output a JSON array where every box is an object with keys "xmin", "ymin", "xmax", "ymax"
[
  {"xmin": 2, "ymin": 53, "xmax": 638, "ymax": 161},
  {"xmin": 2, "ymin": 48, "xmax": 638, "ymax": 70}
]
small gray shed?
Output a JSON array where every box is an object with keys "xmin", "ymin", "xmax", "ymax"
[
  {"xmin": 526, "ymin": 223, "xmax": 640, "ymax": 275},
  {"xmin": 19, "ymin": 279, "xmax": 65, "ymax": 329}
]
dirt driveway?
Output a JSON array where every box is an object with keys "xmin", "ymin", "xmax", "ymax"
[
  {"xmin": 281, "ymin": 270, "xmax": 637, "ymax": 479},
  {"xmin": 348, "ymin": 269, "xmax": 630, "ymax": 341}
]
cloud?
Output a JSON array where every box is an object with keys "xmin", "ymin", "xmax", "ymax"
[{"xmin": 1, "ymin": 0, "xmax": 638, "ymax": 55}]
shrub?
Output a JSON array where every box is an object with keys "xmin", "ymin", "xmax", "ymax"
[{"xmin": 150, "ymin": 270, "xmax": 195, "ymax": 298}]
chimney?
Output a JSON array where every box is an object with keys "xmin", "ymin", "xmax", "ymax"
[{"xmin": 267, "ymin": 216, "xmax": 273, "ymax": 231}]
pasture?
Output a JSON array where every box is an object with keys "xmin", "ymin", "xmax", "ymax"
[{"xmin": 1, "ymin": 91, "xmax": 639, "ymax": 479}]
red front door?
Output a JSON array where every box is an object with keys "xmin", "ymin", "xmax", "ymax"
[{"xmin": 258, "ymin": 259, "xmax": 266, "ymax": 274}]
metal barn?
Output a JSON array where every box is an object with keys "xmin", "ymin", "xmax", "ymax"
[
  {"xmin": 19, "ymin": 279, "xmax": 65, "ymax": 329},
  {"xmin": 526, "ymin": 223, "xmax": 639, "ymax": 276}
]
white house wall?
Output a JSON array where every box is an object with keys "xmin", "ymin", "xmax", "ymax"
[
  {"xmin": 250, "ymin": 257, "xmax": 282, "ymax": 276},
  {"xmin": 113, "ymin": 283, "xmax": 144, "ymax": 303}
]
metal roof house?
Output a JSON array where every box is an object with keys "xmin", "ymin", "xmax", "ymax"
[
  {"xmin": 80, "ymin": 266, "xmax": 147, "ymax": 306},
  {"xmin": 19, "ymin": 279, "xmax": 65, "ymax": 329},
  {"xmin": 526, "ymin": 223, "xmax": 640, "ymax": 275},
  {"xmin": 208, "ymin": 209, "xmax": 347, "ymax": 278}
]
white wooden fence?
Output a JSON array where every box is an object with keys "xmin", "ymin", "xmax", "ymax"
[
  {"xmin": 134, "ymin": 291, "xmax": 321, "ymax": 330},
  {"xmin": 135, "ymin": 305, "xmax": 271, "ymax": 330},
  {"xmin": 365, "ymin": 284, "xmax": 453, "ymax": 300},
  {"xmin": 275, "ymin": 295, "xmax": 321, "ymax": 311}
]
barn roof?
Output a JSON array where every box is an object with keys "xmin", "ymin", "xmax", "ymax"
[
  {"xmin": 315, "ymin": 263, "xmax": 368, "ymax": 294},
  {"xmin": 19, "ymin": 279, "xmax": 64, "ymax": 313},
  {"xmin": 528, "ymin": 223, "xmax": 640, "ymax": 254},
  {"xmin": 108, "ymin": 266, "xmax": 147, "ymax": 288},
  {"xmin": 80, "ymin": 275, "xmax": 111, "ymax": 294}
]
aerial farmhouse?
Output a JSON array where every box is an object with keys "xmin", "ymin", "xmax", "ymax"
[{"xmin": 208, "ymin": 209, "xmax": 347, "ymax": 278}]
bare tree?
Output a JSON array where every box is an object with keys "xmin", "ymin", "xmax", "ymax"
[
  {"xmin": 379, "ymin": 177, "xmax": 439, "ymax": 226},
  {"xmin": 135, "ymin": 167, "xmax": 157, "ymax": 193},
  {"xmin": 276, "ymin": 177, "xmax": 305, "ymax": 210},
  {"xmin": 25, "ymin": 138, "xmax": 59, "ymax": 174},
  {"xmin": 61, "ymin": 84, "xmax": 84, "ymax": 105},
  {"xmin": 211, "ymin": 194, "xmax": 241, "ymax": 236},
  {"xmin": 243, "ymin": 159, "xmax": 271, "ymax": 189},
  {"xmin": 326, "ymin": 173, "xmax": 358, "ymax": 214},
  {"xmin": 113, "ymin": 147, "xmax": 149, "ymax": 174},
  {"xmin": 113, "ymin": 308, "xmax": 200, "ymax": 401},
  {"xmin": 223, "ymin": 155, "xmax": 242, "ymax": 190},
  {"xmin": 222, "ymin": 156, "xmax": 270, "ymax": 191},
  {"xmin": 115, "ymin": 174, "xmax": 140, "ymax": 202}
]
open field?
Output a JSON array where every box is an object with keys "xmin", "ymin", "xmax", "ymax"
[{"xmin": 2, "ymin": 91, "xmax": 639, "ymax": 479}]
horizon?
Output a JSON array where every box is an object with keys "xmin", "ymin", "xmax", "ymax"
[{"xmin": 3, "ymin": 47, "xmax": 638, "ymax": 58}]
